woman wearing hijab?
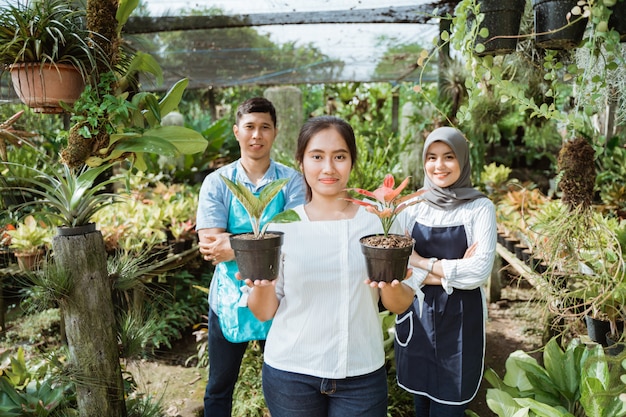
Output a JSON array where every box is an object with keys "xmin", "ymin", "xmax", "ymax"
[{"xmin": 395, "ymin": 126, "xmax": 497, "ymax": 417}]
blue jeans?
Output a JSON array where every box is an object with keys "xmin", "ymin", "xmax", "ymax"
[
  {"xmin": 413, "ymin": 394, "xmax": 467, "ymax": 417},
  {"xmin": 262, "ymin": 363, "xmax": 388, "ymax": 417},
  {"xmin": 204, "ymin": 309, "xmax": 261, "ymax": 417}
]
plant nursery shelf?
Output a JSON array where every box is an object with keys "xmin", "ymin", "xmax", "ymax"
[{"xmin": 495, "ymin": 243, "xmax": 546, "ymax": 292}]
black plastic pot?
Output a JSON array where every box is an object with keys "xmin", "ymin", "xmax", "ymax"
[
  {"xmin": 584, "ymin": 315, "xmax": 611, "ymax": 346},
  {"xmin": 230, "ymin": 231, "xmax": 283, "ymax": 281},
  {"xmin": 606, "ymin": 331, "xmax": 625, "ymax": 356},
  {"xmin": 56, "ymin": 222, "xmax": 96, "ymax": 237},
  {"xmin": 608, "ymin": 0, "xmax": 626, "ymax": 41},
  {"xmin": 360, "ymin": 234, "xmax": 414, "ymax": 283},
  {"xmin": 532, "ymin": 0, "xmax": 587, "ymax": 49},
  {"xmin": 473, "ymin": 0, "xmax": 526, "ymax": 56}
]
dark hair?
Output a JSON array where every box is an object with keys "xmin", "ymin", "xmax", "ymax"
[
  {"xmin": 236, "ymin": 97, "xmax": 277, "ymax": 127},
  {"xmin": 295, "ymin": 116, "xmax": 358, "ymax": 201}
]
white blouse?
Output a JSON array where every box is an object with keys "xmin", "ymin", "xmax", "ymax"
[
  {"xmin": 263, "ymin": 205, "xmax": 386, "ymax": 379},
  {"xmin": 398, "ymin": 197, "xmax": 497, "ymax": 295}
]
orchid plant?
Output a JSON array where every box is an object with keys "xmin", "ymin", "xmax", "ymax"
[{"xmin": 346, "ymin": 174, "xmax": 427, "ymax": 237}]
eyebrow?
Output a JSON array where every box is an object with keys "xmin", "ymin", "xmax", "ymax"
[{"xmin": 306, "ymin": 148, "xmax": 349, "ymax": 154}]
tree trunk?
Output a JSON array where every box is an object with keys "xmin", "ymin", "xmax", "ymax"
[{"xmin": 53, "ymin": 231, "xmax": 126, "ymax": 417}]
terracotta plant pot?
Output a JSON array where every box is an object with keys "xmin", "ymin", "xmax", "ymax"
[
  {"xmin": 532, "ymin": 0, "xmax": 587, "ymax": 49},
  {"xmin": 9, "ymin": 62, "xmax": 85, "ymax": 114},
  {"xmin": 473, "ymin": 0, "xmax": 526, "ymax": 56},
  {"xmin": 230, "ymin": 231, "xmax": 283, "ymax": 281},
  {"xmin": 14, "ymin": 249, "xmax": 44, "ymax": 271},
  {"xmin": 360, "ymin": 234, "xmax": 414, "ymax": 283}
]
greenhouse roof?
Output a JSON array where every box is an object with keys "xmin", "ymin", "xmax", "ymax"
[{"xmin": 125, "ymin": 0, "xmax": 457, "ymax": 91}]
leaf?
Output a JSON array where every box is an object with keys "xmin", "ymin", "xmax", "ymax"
[
  {"xmin": 503, "ymin": 350, "xmax": 542, "ymax": 391},
  {"xmin": 269, "ymin": 209, "xmax": 300, "ymax": 224},
  {"xmin": 108, "ymin": 135, "xmax": 179, "ymax": 157},
  {"xmin": 486, "ymin": 389, "xmax": 527, "ymax": 417},
  {"xmin": 142, "ymin": 126, "xmax": 208, "ymax": 154}
]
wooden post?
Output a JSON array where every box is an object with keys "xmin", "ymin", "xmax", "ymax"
[{"xmin": 53, "ymin": 231, "xmax": 126, "ymax": 417}]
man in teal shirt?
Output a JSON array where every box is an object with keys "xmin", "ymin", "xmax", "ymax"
[{"xmin": 196, "ymin": 97, "xmax": 304, "ymax": 416}]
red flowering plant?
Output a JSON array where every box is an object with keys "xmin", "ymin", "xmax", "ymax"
[
  {"xmin": 345, "ymin": 174, "xmax": 427, "ymax": 282},
  {"xmin": 346, "ymin": 174, "xmax": 426, "ymax": 239}
]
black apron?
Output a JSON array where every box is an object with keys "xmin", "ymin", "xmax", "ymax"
[{"xmin": 394, "ymin": 222, "xmax": 484, "ymax": 404}]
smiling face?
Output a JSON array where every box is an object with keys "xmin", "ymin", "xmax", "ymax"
[
  {"xmin": 424, "ymin": 140, "xmax": 461, "ymax": 189},
  {"xmin": 301, "ymin": 127, "xmax": 353, "ymax": 200},
  {"xmin": 233, "ymin": 112, "xmax": 277, "ymax": 162}
]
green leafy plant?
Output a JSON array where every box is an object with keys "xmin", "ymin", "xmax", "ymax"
[
  {"xmin": 63, "ymin": 70, "xmax": 208, "ymax": 171},
  {"xmin": 220, "ymin": 176, "xmax": 300, "ymax": 239},
  {"xmin": 0, "ymin": 347, "xmax": 77, "ymax": 417},
  {"xmin": 5, "ymin": 215, "xmax": 52, "ymax": 254},
  {"xmin": 345, "ymin": 174, "xmax": 426, "ymax": 237},
  {"xmin": 2, "ymin": 161, "xmax": 122, "ymax": 227},
  {"xmin": 0, "ymin": 0, "xmax": 107, "ymax": 80},
  {"xmin": 485, "ymin": 337, "xmax": 626, "ymax": 417}
]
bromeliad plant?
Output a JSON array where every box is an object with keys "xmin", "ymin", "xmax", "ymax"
[
  {"xmin": 346, "ymin": 174, "xmax": 427, "ymax": 238},
  {"xmin": 220, "ymin": 176, "xmax": 300, "ymax": 239},
  {"xmin": 2, "ymin": 161, "xmax": 123, "ymax": 228}
]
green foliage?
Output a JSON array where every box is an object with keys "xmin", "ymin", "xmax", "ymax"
[
  {"xmin": 2, "ymin": 308, "xmax": 61, "ymax": 346},
  {"xmin": 232, "ymin": 342, "xmax": 267, "ymax": 417},
  {"xmin": 69, "ymin": 72, "xmax": 208, "ymax": 171},
  {"xmin": 5, "ymin": 214, "xmax": 52, "ymax": 253},
  {"xmin": 220, "ymin": 176, "xmax": 300, "ymax": 238},
  {"xmin": 0, "ymin": 347, "xmax": 77, "ymax": 417},
  {"xmin": 2, "ymin": 161, "xmax": 122, "ymax": 227},
  {"xmin": 485, "ymin": 337, "xmax": 626, "ymax": 417},
  {"xmin": 353, "ymin": 131, "xmax": 413, "ymax": 192}
]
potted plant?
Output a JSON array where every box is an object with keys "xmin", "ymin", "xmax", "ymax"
[
  {"xmin": 220, "ymin": 176, "xmax": 300, "ymax": 281},
  {"xmin": 532, "ymin": 0, "xmax": 588, "ymax": 50},
  {"xmin": 472, "ymin": 0, "xmax": 527, "ymax": 56},
  {"xmin": 5, "ymin": 214, "xmax": 53, "ymax": 270},
  {"xmin": 0, "ymin": 0, "xmax": 107, "ymax": 113},
  {"xmin": 345, "ymin": 174, "xmax": 426, "ymax": 282}
]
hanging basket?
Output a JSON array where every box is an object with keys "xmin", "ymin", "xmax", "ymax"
[
  {"xmin": 9, "ymin": 62, "xmax": 85, "ymax": 114},
  {"xmin": 473, "ymin": 0, "xmax": 526, "ymax": 56},
  {"xmin": 532, "ymin": 0, "xmax": 588, "ymax": 49},
  {"xmin": 230, "ymin": 231, "xmax": 284, "ymax": 281}
]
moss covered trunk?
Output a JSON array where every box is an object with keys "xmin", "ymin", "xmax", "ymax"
[{"xmin": 53, "ymin": 231, "xmax": 126, "ymax": 417}]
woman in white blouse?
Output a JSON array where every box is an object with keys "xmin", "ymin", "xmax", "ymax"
[
  {"xmin": 395, "ymin": 126, "xmax": 497, "ymax": 417},
  {"xmin": 244, "ymin": 116, "xmax": 414, "ymax": 417}
]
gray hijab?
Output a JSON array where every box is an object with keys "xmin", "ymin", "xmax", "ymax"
[{"xmin": 421, "ymin": 127, "xmax": 486, "ymax": 210}]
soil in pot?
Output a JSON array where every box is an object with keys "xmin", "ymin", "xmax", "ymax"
[
  {"xmin": 360, "ymin": 234, "xmax": 414, "ymax": 283},
  {"xmin": 230, "ymin": 231, "xmax": 283, "ymax": 281}
]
